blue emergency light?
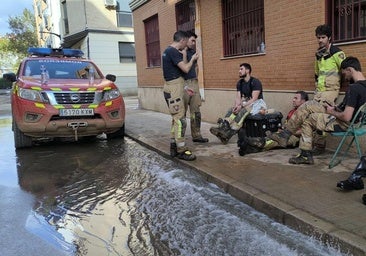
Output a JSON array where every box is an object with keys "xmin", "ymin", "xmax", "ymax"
[{"xmin": 27, "ymin": 47, "xmax": 84, "ymax": 58}]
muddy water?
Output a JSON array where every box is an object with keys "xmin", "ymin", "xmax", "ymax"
[{"xmin": 0, "ymin": 117, "xmax": 346, "ymax": 255}]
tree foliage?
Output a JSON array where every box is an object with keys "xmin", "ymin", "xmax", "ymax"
[
  {"xmin": 0, "ymin": 9, "xmax": 37, "ymax": 72},
  {"xmin": 7, "ymin": 8, "xmax": 38, "ymax": 56}
]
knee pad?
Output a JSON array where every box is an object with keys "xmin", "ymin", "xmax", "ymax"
[
  {"xmin": 180, "ymin": 117, "xmax": 187, "ymax": 130},
  {"xmin": 193, "ymin": 112, "xmax": 201, "ymax": 127}
]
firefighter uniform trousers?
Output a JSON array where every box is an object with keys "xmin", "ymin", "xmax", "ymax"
[
  {"xmin": 163, "ymin": 77, "xmax": 187, "ymax": 152},
  {"xmin": 183, "ymin": 78, "xmax": 203, "ymax": 139},
  {"xmin": 285, "ymin": 99, "xmax": 348, "ymax": 151}
]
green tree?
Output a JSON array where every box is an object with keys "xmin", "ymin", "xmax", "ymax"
[
  {"xmin": 0, "ymin": 8, "xmax": 37, "ymax": 73},
  {"xmin": 7, "ymin": 8, "xmax": 37, "ymax": 57}
]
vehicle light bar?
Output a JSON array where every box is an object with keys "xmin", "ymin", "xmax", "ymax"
[{"xmin": 27, "ymin": 47, "xmax": 84, "ymax": 58}]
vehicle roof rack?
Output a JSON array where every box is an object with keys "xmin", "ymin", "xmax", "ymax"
[{"xmin": 27, "ymin": 47, "xmax": 84, "ymax": 58}]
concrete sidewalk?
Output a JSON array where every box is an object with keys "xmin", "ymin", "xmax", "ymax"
[{"xmin": 124, "ymin": 96, "xmax": 366, "ymax": 255}]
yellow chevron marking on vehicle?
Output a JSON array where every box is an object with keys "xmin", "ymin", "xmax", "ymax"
[
  {"xmin": 54, "ymin": 105, "xmax": 65, "ymax": 109},
  {"xmin": 70, "ymin": 88, "xmax": 80, "ymax": 91},
  {"xmin": 31, "ymin": 86, "xmax": 42, "ymax": 91},
  {"xmin": 72, "ymin": 105, "xmax": 81, "ymax": 109},
  {"xmin": 87, "ymin": 88, "xmax": 97, "ymax": 91},
  {"xmin": 35, "ymin": 103, "xmax": 45, "ymax": 108},
  {"xmin": 105, "ymin": 101, "xmax": 112, "ymax": 107},
  {"xmin": 88, "ymin": 104, "xmax": 98, "ymax": 108},
  {"xmin": 50, "ymin": 88, "xmax": 62, "ymax": 91},
  {"xmin": 103, "ymin": 87, "xmax": 112, "ymax": 90}
]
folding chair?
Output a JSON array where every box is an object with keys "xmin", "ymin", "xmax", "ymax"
[{"xmin": 329, "ymin": 103, "xmax": 366, "ymax": 168}]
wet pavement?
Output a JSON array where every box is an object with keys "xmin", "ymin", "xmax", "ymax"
[
  {"xmin": 0, "ymin": 92, "xmax": 346, "ymax": 256},
  {"xmin": 125, "ymin": 97, "xmax": 366, "ymax": 256},
  {"xmin": 0, "ymin": 91, "xmax": 365, "ymax": 255}
]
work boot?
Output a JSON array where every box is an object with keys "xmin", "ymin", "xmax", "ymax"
[
  {"xmin": 177, "ymin": 150, "xmax": 196, "ymax": 161},
  {"xmin": 336, "ymin": 178, "xmax": 364, "ymax": 191},
  {"xmin": 210, "ymin": 120, "xmax": 233, "ymax": 144},
  {"xmin": 289, "ymin": 150, "xmax": 314, "ymax": 165},
  {"xmin": 362, "ymin": 194, "xmax": 366, "ymax": 205},
  {"xmin": 170, "ymin": 142, "xmax": 178, "ymax": 157},
  {"xmin": 337, "ymin": 156, "xmax": 366, "ymax": 190},
  {"xmin": 214, "ymin": 120, "xmax": 236, "ymax": 144},
  {"xmin": 267, "ymin": 129, "xmax": 291, "ymax": 148}
]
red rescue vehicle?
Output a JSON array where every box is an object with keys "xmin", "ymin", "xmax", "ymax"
[{"xmin": 5, "ymin": 47, "xmax": 125, "ymax": 148}]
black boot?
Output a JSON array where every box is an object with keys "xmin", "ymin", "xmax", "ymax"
[
  {"xmin": 217, "ymin": 120, "xmax": 237, "ymax": 144},
  {"xmin": 336, "ymin": 178, "xmax": 364, "ymax": 191},
  {"xmin": 336, "ymin": 156, "xmax": 366, "ymax": 190},
  {"xmin": 362, "ymin": 194, "xmax": 366, "ymax": 205},
  {"xmin": 289, "ymin": 150, "xmax": 314, "ymax": 165},
  {"xmin": 210, "ymin": 120, "xmax": 235, "ymax": 144},
  {"xmin": 170, "ymin": 142, "xmax": 178, "ymax": 157}
]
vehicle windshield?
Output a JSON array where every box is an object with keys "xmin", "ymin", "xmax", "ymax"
[{"xmin": 22, "ymin": 59, "xmax": 101, "ymax": 79}]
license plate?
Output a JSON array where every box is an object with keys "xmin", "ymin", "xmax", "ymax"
[{"xmin": 59, "ymin": 108, "xmax": 94, "ymax": 116}]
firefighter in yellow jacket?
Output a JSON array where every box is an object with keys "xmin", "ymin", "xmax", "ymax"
[
  {"xmin": 314, "ymin": 24, "xmax": 345, "ymax": 104},
  {"xmin": 312, "ymin": 24, "xmax": 346, "ymax": 154}
]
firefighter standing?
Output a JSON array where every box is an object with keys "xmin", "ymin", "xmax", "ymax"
[{"xmin": 182, "ymin": 31, "xmax": 209, "ymax": 143}]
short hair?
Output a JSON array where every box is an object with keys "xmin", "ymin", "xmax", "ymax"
[
  {"xmin": 341, "ymin": 56, "xmax": 362, "ymax": 72},
  {"xmin": 186, "ymin": 31, "xmax": 197, "ymax": 39},
  {"xmin": 295, "ymin": 90, "xmax": 309, "ymax": 101},
  {"xmin": 240, "ymin": 63, "xmax": 252, "ymax": 73},
  {"xmin": 315, "ymin": 24, "xmax": 332, "ymax": 38},
  {"xmin": 173, "ymin": 30, "xmax": 189, "ymax": 42}
]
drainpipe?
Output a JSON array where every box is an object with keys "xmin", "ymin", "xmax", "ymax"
[
  {"xmin": 83, "ymin": 0, "xmax": 90, "ymax": 59},
  {"xmin": 195, "ymin": 0, "xmax": 205, "ymax": 100}
]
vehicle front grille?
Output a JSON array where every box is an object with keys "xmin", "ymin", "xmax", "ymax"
[{"xmin": 53, "ymin": 92, "xmax": 96, "ymax": 104}]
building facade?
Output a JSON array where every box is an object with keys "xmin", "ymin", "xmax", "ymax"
[
  {"xmin": 34, "ymin": 0, "xmax": 137, "ymax": 95},
  {"xmin": 130, "ymin": 0, "xmax": 366, "ymax": 122}
]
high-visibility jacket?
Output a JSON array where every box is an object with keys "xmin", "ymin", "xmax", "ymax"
[
  {"xmin": 314, "ymin": 44, "xmax": 345, "ymax": 103},
  {"xmin": 314, "ymin": 44, "xmax": 345, "ymax": 92}
]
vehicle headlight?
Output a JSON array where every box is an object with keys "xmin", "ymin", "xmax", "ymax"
[
  {"xmin": 103, "ymin": 89, "xmax": 121, "ymax": 101},
  {"xmin": 18, "ymin": 88, "xmax": 44, "ymax": 102}
]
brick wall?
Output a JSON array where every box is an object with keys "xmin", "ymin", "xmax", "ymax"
[
  {"xmin": 133, "ymin": 0, "xmax": 366, "ymax": 91},
  {"xmin": 132, "ymin": 0, "xmax": 366, "ymax": 122}
]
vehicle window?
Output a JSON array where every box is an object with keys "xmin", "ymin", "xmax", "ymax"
[{"xmin": 23, "ymin": 60, "xmax": 101, "ymax": 79}]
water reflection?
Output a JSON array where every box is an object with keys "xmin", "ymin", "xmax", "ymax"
[
  {"xmin": 15, "ymin": 138, "xmax": 347, "ymax": 256},
  {"xmin": 0, "ymin": 116, "xmax": 18, "ymax": 187}
]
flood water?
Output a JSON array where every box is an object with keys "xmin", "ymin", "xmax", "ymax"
[{"xmin": 0, "ymin": 116, "xmax": 347, "ymax": 256}]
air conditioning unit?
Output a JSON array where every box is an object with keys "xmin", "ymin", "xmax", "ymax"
[{"xmin": 105, "ymin": 0, "xmax": 117, "ymax": 8}]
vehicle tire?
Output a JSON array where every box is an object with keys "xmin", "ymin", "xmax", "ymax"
[
  {"xmin": 13, "ymin": 121, "xmax": 33, "ymax": 148},
  {"xmin": 107, "ymin": 124, "xmax": 125, "ymax": 139}
]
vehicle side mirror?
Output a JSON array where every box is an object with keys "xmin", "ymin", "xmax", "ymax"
[
  {"xmin": 105, "ymin": 74, "xmax": 116, "ymax": 82},
  {"xmin": 3, "ymin": 73, "xmax": 17, "ymax": 82}
]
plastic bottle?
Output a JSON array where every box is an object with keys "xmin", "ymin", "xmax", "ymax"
[
  {"xmin": 260, "ymin": 42, "xmax": 266, "ymax": 53},
  {"xmin": 40, "ymin": 65, "xmax": 48, "ymax": 84}
]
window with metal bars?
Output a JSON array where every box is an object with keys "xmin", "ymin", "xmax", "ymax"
[
  {"xmin": 144, "ymin": 15, "xmax": 161, "ymax": 67},
  {"xmin": 222, "ymin": 0, "xmax": 265, "ymax": 57},
  {"xmin": 176, "ymin": 0, "xmax": 195, "ymax": 32},
  {"xmin": 328, "ymin": 0, "xmax": 366, "ymax": 42}
]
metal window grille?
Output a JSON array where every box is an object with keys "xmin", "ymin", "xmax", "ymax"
[
  {"xmin": 222, "ymin": 0, "xmax": 264, "ymax": 57},
  {"xmin": 144, "ymin": 15, "xmax": 161, "ymax": 67},
  {"xmin": 176, "ymin": 0, "xmax": 195, "ymax": 32},
  {"xmin": 329, "ymin": 0, "xmax": 366, "ymax": 42}
]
